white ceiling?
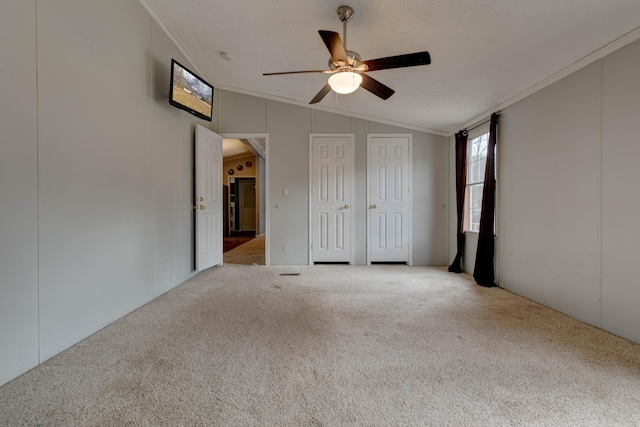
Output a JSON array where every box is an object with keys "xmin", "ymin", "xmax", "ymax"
[
  {"xmin": 142, "ymin": 0, "xmax": 640, "ymax": 135},
  {"xmin": 223, "ymin": 139, "xmax": 252, "ymax": 158}
]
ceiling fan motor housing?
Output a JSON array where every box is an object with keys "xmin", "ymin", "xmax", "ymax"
[{"xmin": 329, "ymin": 50, "xmax": 361, "ymax": 70}]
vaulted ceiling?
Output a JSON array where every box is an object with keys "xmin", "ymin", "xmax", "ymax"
[{"xmin": 141, "ymin": 0, "xmax": 640, "ymax": 135}]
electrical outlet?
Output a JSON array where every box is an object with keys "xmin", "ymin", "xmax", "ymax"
[{"xmin": 282, "ymin": 244, "xmax": 288, "ymax": 252}]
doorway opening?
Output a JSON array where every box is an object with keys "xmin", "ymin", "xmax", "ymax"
[{"xmin": 222, "ymin": 134, "xmax": 268, "ymax": 265}]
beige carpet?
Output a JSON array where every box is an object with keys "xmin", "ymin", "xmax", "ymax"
[
  {"xmin": 1, "ymin": 265, "xmax": 639, "ymax": 426},
  {"xmin": 224, "ymin": 234, "xmax": 265, "ymax": 265}
]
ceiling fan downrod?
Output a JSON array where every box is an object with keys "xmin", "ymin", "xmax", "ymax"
[
  {"xmin": 337, "ymin": 6, "xmax": 354, "ymax": 51},
  {"xmin": 332, "ymin": 6, "xmax": 361, "ymax": 69}
]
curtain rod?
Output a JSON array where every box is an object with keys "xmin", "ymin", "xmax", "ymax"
[
  {"xmin": 459, "ymin": 118, "xmax": 490, "ymax": 136},
  {"xmin": 458, "ymin": 112, "xmax": 500, "ymax": 136},
  {"xmin": 468, "ymin": 118, "xmax": 491, "ymax": 132}
]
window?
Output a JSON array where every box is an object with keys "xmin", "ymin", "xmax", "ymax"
[{"xmin": 465, "ymin": 131, "xmax": 489, "ymax": 232}]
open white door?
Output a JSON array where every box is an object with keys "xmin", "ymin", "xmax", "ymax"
[
  {"xmin": 195, "ymin": 125, "xmax": 223, "ymax": 271},
  {"xmin": 367, "ymin": 134, "xmax": 412, "ymax": 264}
]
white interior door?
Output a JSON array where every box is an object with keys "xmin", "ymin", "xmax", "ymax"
[
  {"xmin": 238, "ymin": 178, "xmax": 256, "ymax": 231},
  {"xmin": 368, "ymin": 135, "xmax": 412, "ymax": 264},
  {"xmin": 310, "ymin": 135, "xmax": 354, "ymax": 264},
  {"xmin": 195, "ymin": 124, "xmax": 223, "ymax": 271}
]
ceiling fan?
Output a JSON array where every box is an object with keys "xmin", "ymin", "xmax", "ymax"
[{"xmin": 263, "ymin": 5, "xmax": 431, "ymax": 104}]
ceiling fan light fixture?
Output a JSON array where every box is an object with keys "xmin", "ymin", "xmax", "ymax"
[{"xmin": 328, "ymin": 71, "xmax": 362, "ymax": 94}]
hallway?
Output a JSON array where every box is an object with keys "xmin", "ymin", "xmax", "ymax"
[{"xmin": 223, "ymin": 235, "xmax": 265, "ymax": 265}]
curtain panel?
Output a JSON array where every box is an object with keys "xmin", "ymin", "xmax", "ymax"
[
  {"xmin": 473, "ymin": 113, "xmax": 499, "ymax": 287},
  {"xmin": 448, "ymin": 131, "xmax": 468, "ymax": 273}
]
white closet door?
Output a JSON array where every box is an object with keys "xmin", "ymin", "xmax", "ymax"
[
  {"xmin": 310, "ymin": 135, "xmax": 354, "ymax": 264},
  {"xmin": 368, "ymin": 135, "xmax": 412, "ymax": 264}
]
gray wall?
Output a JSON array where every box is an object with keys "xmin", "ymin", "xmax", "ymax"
[
  {"xmin": 0, "ymin": 0, "xmax": 213, "ymax": 385},
  {"xmin": 0, "ymin": 1, "xmax": 39, "ymax": 387},
  {"xmin": 600, "ymin": 40, "xmax": 640, "ymax": 343},
  {"xmin": 217, "ymin": 91, "xmax": 450, "ymax": 266},
  {"xmin": 451, "ymin": 38, "xmax": 640, "ymax": 344}
]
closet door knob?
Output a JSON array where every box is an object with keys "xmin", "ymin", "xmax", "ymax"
[{"xmin": 371, "ymin": 204, "xmax": 377, "ymax": 209}]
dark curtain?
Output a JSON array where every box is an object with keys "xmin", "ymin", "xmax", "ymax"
[
  {"xmin": 473, "ymin": 113, "xmax": 499, "ymax": 287},
  {"xmin": 448, "ymin": 130, "xmax": 468, "ymax": 273}
]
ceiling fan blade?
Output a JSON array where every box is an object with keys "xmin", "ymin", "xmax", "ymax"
[
  {"xmin": 263, "ymin": 70, "xmax": 333, "ymax": 76},
  {"xmin": 360, "ymin": 74, "xmax": 395, "ymax": 100},
  {"xmin": 318, "ymin": 30, "xmax": 348, "ymax": 64},
  {"xmin": 309, "ymin": 83, "xmax": 332, "ymax": 104},
  {"xmin": 361, "ymin": 51, "xmax": 431, "ymax": 72}
]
